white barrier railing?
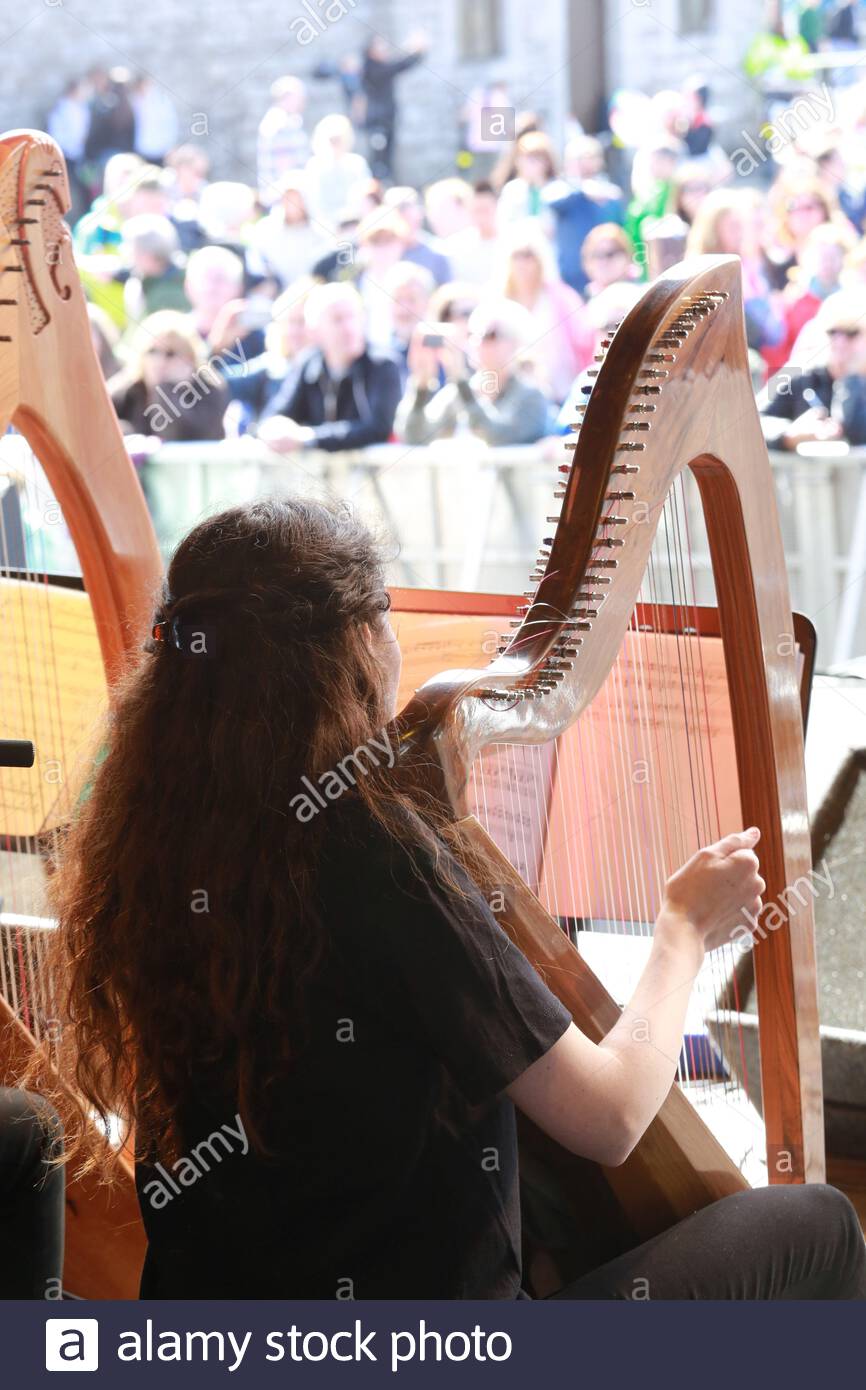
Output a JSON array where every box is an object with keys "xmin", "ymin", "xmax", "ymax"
[{"xmin": 121, "ymin": 439, "xmax": 866, "ymax": 669}]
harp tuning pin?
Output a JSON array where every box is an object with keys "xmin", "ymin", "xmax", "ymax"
[
  {"xmin": 606, "ymin": 491, "xmax": 635, "ymax": 501},
  {"xmin": 558, "ymin": 462, "xmax": 572, "ymax": 473},
  {"xmin": 611, "ymin": 463, "xmax": 640, "ymax": 474},
  {"xmin": 563, "ymin": 440, "xmax": 578, "ymax": 451},
  {"xmin": 546, "ymin": 515, "xmax": 561, "ymax": 523},
  {"xmin": 616, "ymin": 441, "xmax": 645, "ymax": 451},
  {"xmin": 624, "ymin": 421, "xmax": 650, "ymax": 431}
]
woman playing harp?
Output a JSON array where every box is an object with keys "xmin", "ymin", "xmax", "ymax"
[{"xmin": 20, "ymin": 497, "xmax": 865, "ymax": 1300}]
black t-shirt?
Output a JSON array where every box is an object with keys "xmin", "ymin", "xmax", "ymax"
[{"xmin": 135, "ymin": 802, "xmax": 572, "ymax": 1299}]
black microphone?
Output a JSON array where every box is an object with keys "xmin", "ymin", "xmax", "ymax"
[{"xmin": 0, "ymin": 740, "xmax": 35, "ymax": 768}]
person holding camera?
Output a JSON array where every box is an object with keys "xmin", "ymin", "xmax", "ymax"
[{"xmin": 394, "ymin": 298, "xmax": 552, "ymax": 447}]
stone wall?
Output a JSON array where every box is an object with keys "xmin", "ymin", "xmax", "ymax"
[{"xmin": 0, "ymin": 0, "xmax": 569, "ymax": 188}]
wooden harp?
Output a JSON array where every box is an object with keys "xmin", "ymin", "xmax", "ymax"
[
  {"xmin": 0, "ymin": 130, "xmax": 161, "ymax": 1297},
  {"xmin": 395, "ymin": 254, "xmax": 825, "ymax": 1284}
]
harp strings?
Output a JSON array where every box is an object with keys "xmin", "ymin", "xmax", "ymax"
[
  {"xmin": 468, "ymin": 470, "xmax": 760, "ymax": 1173},
  {"xmin": 0, "ymin": 431, "xmax": 69, "ymax": 1047}
]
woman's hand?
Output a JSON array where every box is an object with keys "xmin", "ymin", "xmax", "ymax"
[{"xmin": 658, "ymin": 827, "xmax": 765, "ymax": 955}]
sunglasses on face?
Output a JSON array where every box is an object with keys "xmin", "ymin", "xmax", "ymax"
[
  {"xmin": 828, "ymin": 326, "xmax": 862, "ymax": 339},
  {"xmin": 588, "ymin": 246, "xmax": 627, "ymax": 261},
  {"xmin": 145, "ymin": 345, "xmax": 184, "ymax": 359}
]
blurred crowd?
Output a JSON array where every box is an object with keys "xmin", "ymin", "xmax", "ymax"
[{"xmin": 44, "ymin": 23, "xmax": 866, "ymax": 461}]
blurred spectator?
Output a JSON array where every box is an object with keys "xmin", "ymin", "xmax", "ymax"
[
  {"xmin": 197, "ymin": 182, "xmax": 258, "ymax": 264},
  {"xmin": 48, "ymin": 77, "xmax": 91, "ymax": 166},
  {"xmin": 74, "ymin": 160, "xmax": 170, "ymax": 328},
  {"xmin": 827, "ymin": 0, "xmax": 858, "ymax": 45},
  {"xmin": 224, "ymin": 277, "xmax": 317, "ymax": 430},
  {"xmin": 545, "ymin": 143, "xmax": 625, "ymax": 294},
  {"xmin": 311, "ymin": 55, "xmax": 365, "ymax": 125},
  {"xmin": 258, "ymin": 282, "xmax": 402, "ymax": 452},
  {"xmin": 257, "ymin": 77, "xmax": 309, "ymax": 208},
  {"xmin": 814, "ymin": 144, "xmax": 866, "ymax": 235},
  {"xmin": 499, "ymin": 226, "xmax": 590, "ymax": 402},
  {"xmin": 87, "ymin": 302, "xmax": 122, "ymax": 380},
  {"xmin": 164, "ymin": 144, "xmax": 211, "ymax": 252},
  {"xmin": 580, "ymin": 223, "xmax": 638, "ymax": 298},
  {"xmin": 765, "ymin": 175, "xmax": 840, "ymax": 286},
  {"xmin": 74, "ymin": 157, "xmax": 164, "ymax": 256},
  {"xmin": 47, "ymin": 77, "xmax": 91, "ymax": 215},
  {"xmin": 120, "ymin": 213, "xmax": 189, "ymax": 322},
  {"xmin": 384, "ymin": 185, "xmax": 451, "ymax": 284},
  {"xmin": 305, "ymin": 115, "xmax": 371, "ymax": 231},
  {"xmin": 687, "ymin": 188, "xmax": 785, "ymax": 358},
  {"xmin": 670, "ymin": 159, "xmax": 715, "ymax": 227},
  {"xmin": 763, "ymin": 223, "xmax": 855, "ymax": 376},
  {"xmin": 497, "ymin": 132, "xmax": 560, "ymax": 226},
  {"xmin": 354, "ymin": 211, "xmax": 412, "ymax": 350},
  {"xmin": 110, "ymin": 310, "xmax": 229, "ymax": 443},
  {"xmin": 85, "ymin": 67, "xmax": 136, "ymax": 169},
  {"xmin": 557, "ymin": 281, "xmax": 646, "ymax": 431},
  {"xmin": 311, "ymin": 211, "xmax": 363, "ymax": 283},
  {"xmin": 423, "ymin": 179, "xmax": 473, "ymax": 241},
  {"xmin": 395, "ymin": 298, "xmax": 550, "ymax": 447},
  {"xmin": 427, "ymin": 281, "xmax": 482, "ymax": 350},
  {"xmin": 165, "ymin": 144, "xmax": 209, "ymax": 207},
  {"xmin": 132, "ymin": 76, "xmax": 179, "ymax": 164},
  {"xmin": 246, "ymin": 174, "xmax": 326, "ymax": 291},
  {"xmin": 625, "ymin": 140, "xmax": 680, "ymax": 271},
  {"xmin": 561, "ymin": 135, "xmax": 621, "ymax": 199},
  {"xmin": 445, "ymin": 180, "xmax": 503, "ymax": 284},
  {"xmin": 360, "ymin": 32, "xmax": 428, "ymax": 180},
  {"xmin": 383, "ymin": 261, "xmax": 435, "ymax": 382},
  {"xmin": 760, "ymin": 290, "xmax": 866, "ymax": 449},
  {"xmin": 490, "ymin": 110, "xmax": 543, "ymax": 194},
  {"xmin": 681, "ymin": 75, "xmax": 714, "ymax": 158},
  {"xmin": 799, "ymin": 0, "xmax": 824, "ymax": 52},
  {"xmin": 183, "ymin": 245, "xmax": 265, "ymax": 360}
]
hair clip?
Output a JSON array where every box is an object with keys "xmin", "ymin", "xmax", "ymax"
[{"xmin": 150, "ymin": 615, "xmax": 217, "ymax": 659}]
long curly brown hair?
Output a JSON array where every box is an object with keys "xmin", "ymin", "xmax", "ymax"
[{"xmin": 23, "ymin": 497, "xmax": 470, "ymax": 1176}]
